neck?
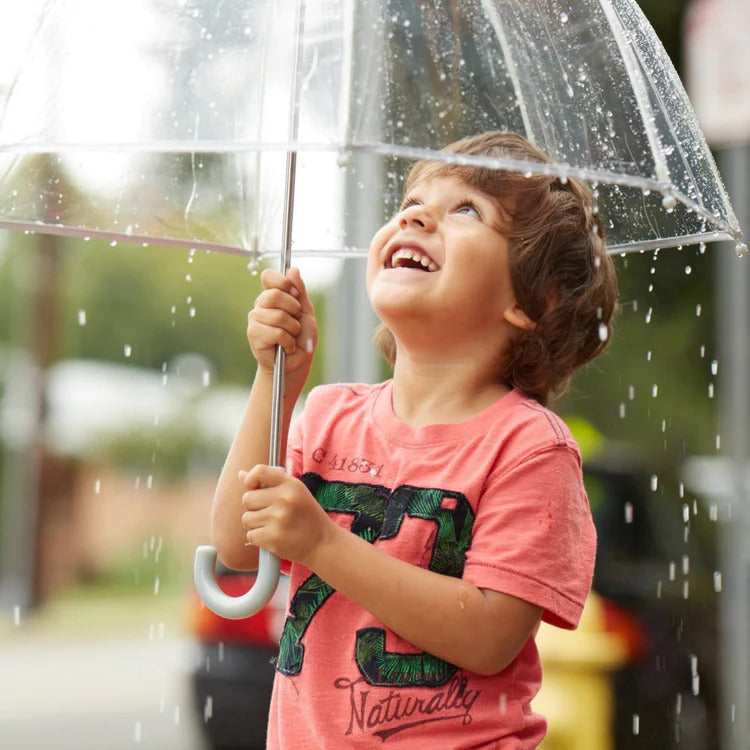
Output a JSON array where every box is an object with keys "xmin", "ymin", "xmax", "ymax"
[{"xmin": 390, "ymin": 348, "xmax": 509, "ymax": 427}]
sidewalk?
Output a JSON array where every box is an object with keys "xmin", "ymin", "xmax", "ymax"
[{"xmin": 0, "ymin": 588, "xmax": 207, "ymax": 750}]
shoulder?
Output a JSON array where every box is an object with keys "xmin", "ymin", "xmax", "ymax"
[
  {"xmin": 296, "ymin": 382, "xmax": 387, "ymax": 429},
  {"xmin": 487, "ymin": 391, "xmax": 582, "ymax": 476},
  {"xmin": 500, "ymin": 391, "xmax": 578, "ymax": 449}
]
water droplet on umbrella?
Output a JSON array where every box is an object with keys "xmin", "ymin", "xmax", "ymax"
[
  {"xmin": 662, "ymin": 194, "xmax": 677, "ymax": 212},
  {"xmin": 736, "ymin": 242, "xmax": 748, "ymax": 257},
  {"xmin": 247, "ymin": 258, "xmax": 259, "ymax": 275},
  {"xmin": 560, "ymin": 12, "xmax": 569, "ymax": 23},
  {"xmin": 684, "ymin": 265, "xmax": 692, "ymax": 275}
]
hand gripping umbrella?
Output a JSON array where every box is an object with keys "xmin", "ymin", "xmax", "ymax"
[{"xmin": 0, "ymin": 0, "xmax": 743, "ymax": 618}]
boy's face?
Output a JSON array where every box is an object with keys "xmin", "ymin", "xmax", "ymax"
[{"xmin": 366, "ymin": 174, "xmax": 529, "ymax": 351}]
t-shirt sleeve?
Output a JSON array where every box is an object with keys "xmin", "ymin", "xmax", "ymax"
[
  {"xmin": 285, "ymin": 410, "xmax": 304, "ymax": 479},
  {"xmin": 462, "ymin": 445, "xmax": 596, "ymax": 630}
]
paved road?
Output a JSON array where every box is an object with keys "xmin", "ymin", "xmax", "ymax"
[{"xmin": 0, "ymin": 627, "xmax": 208, "ymax": 750}]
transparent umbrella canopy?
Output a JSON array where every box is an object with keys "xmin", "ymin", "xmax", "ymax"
[{"xmin": 0, "ymin": 0, "xmax": 744, "ymax": 618}]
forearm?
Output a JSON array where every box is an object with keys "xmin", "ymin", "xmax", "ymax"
[
  {"xmin": 211, "ymin": 367, "xmax": 302, "ymax": 570},
  {"xmin": 306, "ymin": 523, "xmax": 541, "ymax": 675}
]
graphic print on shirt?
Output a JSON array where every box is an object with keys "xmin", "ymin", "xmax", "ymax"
[{"xmin": 277, "ymin": 473, "xmax": 476, "ymax": 688}]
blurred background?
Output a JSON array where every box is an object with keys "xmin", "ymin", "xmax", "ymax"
[{"xmin": 0, "ymin": 1, "xmax": 748, "ymax": 749}]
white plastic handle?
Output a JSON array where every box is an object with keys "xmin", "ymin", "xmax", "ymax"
[{"xmin": 193, "ymin": 545, "xmax": 281, "ymax": 619}]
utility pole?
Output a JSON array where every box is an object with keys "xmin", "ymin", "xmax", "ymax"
[{"xmin": 685, "ymin": 2, "xmax": 750, "ymax": 747}]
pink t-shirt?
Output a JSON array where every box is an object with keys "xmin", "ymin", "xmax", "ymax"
[{"xmin": 266, "ymin": 382, "xmax": 596, "ymax": 749}]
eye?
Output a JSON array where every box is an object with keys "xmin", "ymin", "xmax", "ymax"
[
  {"xmin": 399, "ymin": 197, "xmax": 420, "ymax": 212},
  {"xmin": 455, "ymin": 201, "xmax": 481, "ymax": 219}
]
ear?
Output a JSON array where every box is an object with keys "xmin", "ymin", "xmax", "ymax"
[{"xmin": 503, "ymin": 303, "xmax": 537, "ymax": 331}]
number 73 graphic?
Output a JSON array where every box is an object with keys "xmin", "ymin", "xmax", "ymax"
[{"xmin": 277, "ymin": 473, "xmax": 476, "ymax": 688}]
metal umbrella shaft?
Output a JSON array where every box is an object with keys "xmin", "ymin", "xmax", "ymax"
[{"xmin": 194, "ymin": 1, "xmax": 305, "ymax": 620}]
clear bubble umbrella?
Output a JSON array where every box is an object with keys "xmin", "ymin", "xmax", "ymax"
[{"xmin": 0, "ymin": 0, "xmax": 743, "ymax": 618}]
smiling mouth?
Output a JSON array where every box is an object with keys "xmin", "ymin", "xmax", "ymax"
[{"xmin": 387, "ymin": 246, "xmax": 439, "ymax": 272}]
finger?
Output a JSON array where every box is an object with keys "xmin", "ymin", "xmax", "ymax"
[
  {"xmin": 245, "ymin": 463, "xmax": 287, "ymax": 490},
  {"xmin": 261, "ymin": 268, "xmax": 301, "ymax": 299},
  {"xmin": 287, "ymin": 267, "xmax": 315, "ymax": 316},
  {"xmin": 254, "ymin": 287, "xmax": 302, "ymax": 318},
  {"xmin": 248, "ymin": 321, "xmax": 299, "ymax": 356},
  {"xmin": 250, "ymin": 306, "xmax": 303, "ymax": 338}
]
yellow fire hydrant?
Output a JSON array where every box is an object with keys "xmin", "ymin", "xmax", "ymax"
[{"xmin": 534, "ymin": 593, "xmax": 629, "ymax": 750}]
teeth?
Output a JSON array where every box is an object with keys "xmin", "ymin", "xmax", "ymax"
[{"xmin": 390, "ymin": 247, "xmax": 438, "ymax": 271}]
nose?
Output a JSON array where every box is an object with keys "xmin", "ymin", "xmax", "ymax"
[{"xmin": 398, "ymin": 203, "xmax": 436, "ymax": 231}]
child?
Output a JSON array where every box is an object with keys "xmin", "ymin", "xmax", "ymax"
[{"xmin": 211, "ymin": 131, "xmax": 618, "ymax": 748}]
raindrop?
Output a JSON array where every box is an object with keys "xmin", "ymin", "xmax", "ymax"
[
  {"xmin": 713, "ymin": 571, "xmax": 722, "ymax": 592},
  {"xmin": 559, "ymin": 11, "xmax": 568, "ymax": 23},
  {"xmin": 624, "ymin": 502, "xmax": 634, "ymax": 523},
  {"xmin": 683, "ymin": 580, "xmax": 690, "ymax": 599},
  {"xmin": 154, "ymin": 576, "xmax": 160, "ymax": 595},
  {"xmin": 662, "ymin": 194, "xmax": 677, "ymax": 212},
  {"xmin": 669, "ymin": 561, "xmax": 676, "ymax": 580},
  {"xmin": 628, "ymin": 385, "xmax": 635, "ymax": 401},
  {"xmin": 708, "ymin": 383, "xmax": 715, "ymax": 398},
  {"xmin": 682, "ymin": 504, "xmax": 690, "ymax": 523},
  {"xmin": 134, "ymin": 721, "xmax": 142, "ymax": 743},
  {"xmin": 202, "ymin": 370, "xmax": 211, "ymax": 387},
  {"xmin": 632, "ymin": 714, "xmax": 640, "ymax": 735},
  {"xmin": 336, "ymin": 151, "xmax": 351, "ymax": 168},
  {"xmin": 711, "ymin": 360, "xmax": 719, "ymax": 375},
  {"xmin": 94, "ymin": 479, "xmax": 101, "ymax": 494},
  {"xmin": 13, "ymin": 605, "xmax": 21, "ymax": 626},
  {"xmin": 682, "ymin": 555, "xmax": 690, "ymax": 575},
  {"xmin": 247, "ymin": 258, "xmax": 259, "ymax": 275},
  {"xmin": 174, "ymin": 706, "xmax": 180, "ymax": 725},
  {"xmin": 656, "ymin": 580, "xmax": 663, "ymax": 598},
  {"xmin": 109, "ymin": 240, "xmax": 117, "ymax": 247},
  {"xmin": 204, "ymin": 696, "xmax": 213, "ymax": 722},
  {"xmin": 189, "ymin": 307, "xmax": 197, "ymax": 318},
  {"xmin": 124, "ymin": 344, "xmax": 132, "ymax": 358},
  {"xmin": 597, "ymin": 323, "xmax": 608, "ymax": 341},
  {"xmin": 715, "ymin": 434, "xmax": 721, "ymax": 450},
  {"xmin": 186, "ymin": 274, "xmax": 192, "ymax": 282},
  {"xmin": 77, "ymin": 309, "xmax": 87, "ymax": 326},
  {"xmin": 650, "ymin": 475, "xmax": 658, "ymax": 491},
  {"xmin": 684, "ymin": 265, "xmax": 692, "ymax": 275},
  {"xmin": 618, "ymin": 403, "xmax": 626, "ymax": 418},
  {"xmin": 652, "ymin": 384, "xmax": 658, "ymax": 398},
  {"xmin": 709, "ymin": 504, "xmax": 718, "ymax": 522},
  {"xmin": 696, "ymin": 304, "xmax": 702, "ymax": 317},
  {"xmin": 735, "ymin": 242, "xmax": 748, "ymax": 257}
]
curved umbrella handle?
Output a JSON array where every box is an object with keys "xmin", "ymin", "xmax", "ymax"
[{"xmin": 193, "ymin": 545, "xmax": 281, "ymax": 619}]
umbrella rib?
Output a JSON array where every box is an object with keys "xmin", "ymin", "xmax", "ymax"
[
  {"xmin": 479, "ymin": 0, "xmax": 535, "ymax": 142},
  {"xmin": 597, "ymin": 0, "xmax": 671, "ymax": 188}
]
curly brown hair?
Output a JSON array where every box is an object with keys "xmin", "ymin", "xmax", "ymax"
[{"xmin": 374, "ymin": 131, "xmax": 619, "ymax": 406}]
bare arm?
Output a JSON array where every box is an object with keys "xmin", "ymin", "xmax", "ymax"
[
  {"xmin": 241, "ymin": 465, "xmax": 543, "ymax": 675},
  {"xmin": 210, "ymin": 267, "xmax": 317, "ymax": 571}
]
